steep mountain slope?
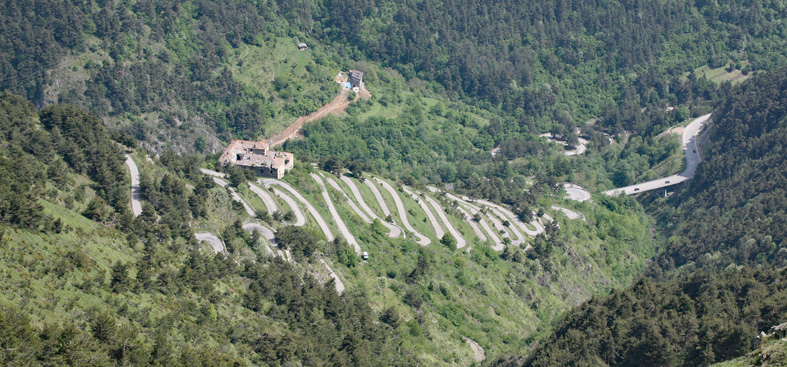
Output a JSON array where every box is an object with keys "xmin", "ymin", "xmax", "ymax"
[
  {"xmin": 508, "ymin": 67, "xmax": 787, "ymax": 367},
  {"xmin": 0, "ymin": 92, "xmax": 663, "ymax": 364}
]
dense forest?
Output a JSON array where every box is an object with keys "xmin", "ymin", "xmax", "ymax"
[
  {"xmin": 0, "ymin": 93, "xmax": 416, "ymax": 366},
  {"xmin": 2, "ymin": 0, "xmax": 784, "ymax": 150},
  {"xmin": 3, "ymin": 0, "xmax": 787, "ymax": 365},
  {"xmin": 506, "ymin": 68, "xmax": 787, "ymax": 367}
]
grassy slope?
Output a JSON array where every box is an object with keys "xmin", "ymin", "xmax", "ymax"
[
  {"xmin": 193, "ymin": 164, "xmax": 655, "ymax": 363},
  {"xmin": 713, "ymin": 337, "xmax": 787, "ymax": 367}
]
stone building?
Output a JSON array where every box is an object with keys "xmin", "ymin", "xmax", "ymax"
[
  {"xmin": 218, "ymin": 140, "xmax": 294, "ymax": 179},
  {"xmin": 348, "ymin": 70, "xmax": 364, "ymax": 88}
]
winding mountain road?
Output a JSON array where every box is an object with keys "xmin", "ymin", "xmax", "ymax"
[
  {"xmin": 423, "ymin": 194, "xmax": 466, "ymax": 249},
  {"xmin": 242, "ymin": 222, "xmax": 277, "ymax": 256},
  {"xmin": 248, "ymin": 182, "xmax": 278, "ymax": 214},
  {"xmin": 455, "ymin": 205, "xmax": 485, "ymax": 241},
  {"xmin": 270, "ymin": 188, "xmax": 306, "ymax": 226},
  {"xmin": 319, "ymin": 258, "xmax": 345, "ymax": 294},
  {"xmin": 402, "ymin": 186, "xmax": 445, "ymax": 240},
  {"xmin": 212, "ymin": 177, "xmax": 256, "ymax": 217},
  {"xmin": 445, "ymin": 193, "xmax": 506, "ymax": 251},
  {"xmin": 195, "ymin": 232, "xmax": 224, "ymax": 254},
  {"xmin": 199, "ymin": 168, "xmax": 225, "ymax": 178},
  {"xmin": 326, "ymin": 176, "xmax": 371, "ymax": 223},
  {"xmin": 261, "ymin": 178, "xmax": 331, "ymax": 238},
  {"xmin": 540, "ymin": 133, "xmax": 589, "ymax": 156},
  {"xmin": 364, "ymin": 179, "xmax": 392, "ymax": 218},
  {"xmin": 552, "ymin": 205, "xmax": 584, "ymax": 221},
  {"xmin": 340, "ymin": 176, "xmax": 402, "ymax": 238},
  {"xmin": 564, "ymin": 183, "xmax": 592, "ymax": 202},
  {"xmin": 125, "ymin": 154, "xmax": 143, "ymax": 217},
  {"xmin": 604, "ymin": 113, "xmax": 712, "ymax": 196},
  {"xmin": 310, "ymin": 173, "xmax": 360, "ymax": 254},
  {"xmin": 375, "ymin": 178, "xmax": 430, "ymax": 246}
]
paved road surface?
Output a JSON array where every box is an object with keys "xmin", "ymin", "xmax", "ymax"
[
  {"xmin": 455, "ymin": 205, "xmax": 486, "ymax": 241},
  {"xmin": 603, "ymin": 113, "xmax": 712, "ymax": 196},
  {"xmin": 248, "ymin": 182, "xmax": 278, "ymax": 214},
  {"xmin": 319, "ymin": 258, "xmax": 345, "ymax": 294},
  {"xmin": 340, "ymin": 176, "xmax": 402, "ymax": 238},
  {"xmin": 212, "ymin": 177, "xmax": 256, "ymax": 217},
  {"xmin": 540, "ymin": 133, "xmax": 589, "ymax": 156},
  {"xmin": 261, "ymin": 178, "xmax": 331, "ymax": 238},
  {"xmin": 402, "ymin": 186, "xmax": 444, "ymax": 240},
  {"xmin": 423, "ymin": 194, "xmax": 466, "ymax": 249},
  {"xmin": 311, "ymin": 173, "xmax": 360, "ymax": 254},
  {"xmin": 364, "ymin": 179, "xmax": 392, "ymax": 217},
  {"xmin": 564, "ymin": 183, "xmax": 592, "ymax": 202},
  {"xmin": 375, "ymin": 178, "xmax": 430, "ymax": 246},
  {"xmin": 445, "ymin": 193, "xmax": 505, "ymax": 251},
  {"xmin": 270, "ymin": 188, "xmax": 306, "ymax": 226},
  {"xmin": 195, "ymin": 232, "xmax": 224, "ymax": 254},
  {"xmin": 485, "ymin": 207, "xmax": 526, "ymax": 245},
  {"xmin": 551, "ymin": 205, "xmax": 584, "ymax": 220},
  {"xmin": 242, "ymin": 222, "xmax": 276, "ymax": 256},
  {"xmin": 199, "ymin": 168, "xmax": 225, "ymax": 178},
  {"xmin": 125, "ymin": 154, "xmax": 142, "ymax": 217},
  {"xmin": 326, "ymin": 176, "xmax": 371, "ymax": 223},
  {"xmin": 465, "ymin": 337, "xmax": 486, "ymax": 363},
  {"xmin": 477, "ymin": 199, "xmax": 543, "ymax": 239}
]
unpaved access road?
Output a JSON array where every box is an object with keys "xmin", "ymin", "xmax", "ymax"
[{"xmin": 268, "ymin": 90, "xmax": 350, "ymax": 147}]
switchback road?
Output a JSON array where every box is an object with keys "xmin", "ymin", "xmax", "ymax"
[{"xmin": 603, "ymin": 113, "xmax": 711, "ymax": 196}]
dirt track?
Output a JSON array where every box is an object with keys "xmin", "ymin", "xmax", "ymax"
[{"xmin": 268, "ymin": 89, "xmax": 350, "ymax": 147}]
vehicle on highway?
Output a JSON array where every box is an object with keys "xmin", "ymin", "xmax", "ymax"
[
  {"xmin": 693, "ymin": 149, "xmax": 696, "ymax": 153},
  {"xmin": 665, "ymin": 181, "xmax": 670, "ymax": 184},
  {"xmin": 634, "ymin": 188, "xmax": 640, "ymax": 191}
]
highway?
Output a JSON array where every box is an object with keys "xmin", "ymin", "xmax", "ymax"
[{"xmin": 603, "ymin": 113, "xmax": 711, "ymax": 196}]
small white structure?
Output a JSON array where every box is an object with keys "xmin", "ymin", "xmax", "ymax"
[
  {"xmin": 297, "ymin": 43, "xmax": 308, "ymax": 51},
  {"xmin": 362, "ymin": 251, "xmax": 369, "ymax": 260}
]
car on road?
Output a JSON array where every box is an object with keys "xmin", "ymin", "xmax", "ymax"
[
  {"xmin": 634, "ymin": 188, "xmax": 640, "ymax": 191},
  {"xmin": 665, "ymin": 180, "xmax": 670, "ymax": 184},
  {"xmin": 693, "ymin": 149, "xmax": 696, "ymax": 153}
]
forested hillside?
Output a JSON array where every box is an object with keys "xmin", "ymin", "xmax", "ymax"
[
  {"xmin": 4, "ymin": 0, "xmax": 787, "ymax": 365},
  {"xmin": 507, "ymin": 68, "xmax": 787, "ymax": 367},
  {"xmin": 283, "ymin": 0, "xmax": 783, "ymax": 132},
  {"xmin": 2, "ymin": 0, "xmax": 784, "ymax": 151},
  {"xmin": 0, "ymin": 91, "xmax": 664, "ymax": 365},
  {"xmin": 0, "ymin": 92, "xmax": 417, "ymax": 366}
]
